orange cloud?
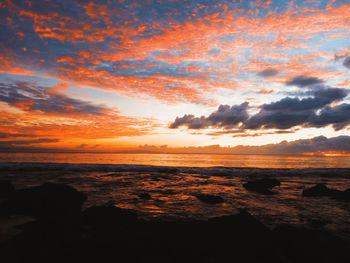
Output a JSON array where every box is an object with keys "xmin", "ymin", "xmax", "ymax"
[
  {"xmin": 0, "ymin": 51, "xmax": 33, "ymax": 76},
  {"xmin": 46, "ymin": 82, "xmax": 69, "ymax": 95},
  {"xmin": 7, "ymin": 1, "xmax": 347, "ymax": 106},
  {"xmin": 0, "ymin": 108, "xmax": 154, "ymax": 142}
]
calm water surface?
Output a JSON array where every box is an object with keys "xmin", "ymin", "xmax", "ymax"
[{"xmin": 0, "ymin": 152, "xmax": 349, "ymax": 168}]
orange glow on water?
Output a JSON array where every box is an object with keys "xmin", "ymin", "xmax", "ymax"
[
  {"xmin": 303, "ymin": 151, "xmax": 350, "ymax": 157},
  {"xmin": 1, "ymin": 152, "xmax": 350, "ymax": 168}
]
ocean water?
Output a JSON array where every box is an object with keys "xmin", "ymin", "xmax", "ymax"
[
  {"xmin": 0, "ymin": 152, "xmax": 350, "ymax": 168},
  {"xmin": 1, "ymin": 153, "xmax": 350, "ymax": 239},
  {"xmin": 1, "ymin": 161, "xmax": 350, "ymax": 240}
]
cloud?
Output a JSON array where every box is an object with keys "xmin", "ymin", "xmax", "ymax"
[
  {"xmin": 245, "ymin": 85, "xmax": 348, "ymax": 130},
  {"xmin": 169, "ymin": 115, "xmax": 210, "ymax": 129},
  {"xmin": 0, "ymin": 79, "xmax": 156, "ymax": 142},
  {"xmin": 77, "ymin": 144, "xmax": 87, "ymax": 149},
  {"xmin": 2, "ymin": 138, "xmax": 59, "ymax": 145},
  {"xmin": 232, "ymin": 135, "xmax": 350, "ymax": 155},
  {"xmin": 0, "ymin": 137, "xmax": 60, "ymax": 152},
  {"xmin": 262, "ymin": 87, "xmax": 347, "ymax": 112},
  {"xmin": 309, "ymin": 103, "xmax": 350, "ymax": 130},
  {"xmin": 243, "ymin": 109, "xmax": 314, "ymax": 130},
  {"xmin": 137, "ymin": 136, "xmax": 350, "ymax": 155},
  {"xmin": 286, "ymin": 75, "xmax": 324, "ymax": 87},
  {"xmin": 170, "ymin": 83, "xmax": 349, "ymax": 131},
  {"xmin": 1, "ymin": 0, "xmax": 350, "ymax": 151},
  {"xmin": 1, "ymin": 0, "xmax": 348, "ymax": 107},
  {"xmin": 207, "ymin": 102, "xmax": 249, "ymax": 128},
  {"xmin": 257, "ymin": 69, "xmax": 279, "ymax": 78},
  {"xmin": 343, "ymin": 56, "xmax": 350, "ymax": 69},
  {"xmin": 169, "ymin": 102, "xmax": 249, "ymax": 129},
  {"xmin": 0, "ymin": 133, "xmax": 36, "ymax": 138},
  {"xmin": 0, "ymin": 138, "xmax": 59, "ymax": 150},
  {"xmin": 0, "ymin": 81, "xmax": 108, "ymax": 115}
]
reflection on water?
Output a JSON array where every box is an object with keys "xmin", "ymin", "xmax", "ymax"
[
  {"xmin": 2, "ymin": 165, "xmax": 350, "ymax": 239},
  {"xmin": 1, "ymin": 152, "xmax": 350, "ymax": 168}
]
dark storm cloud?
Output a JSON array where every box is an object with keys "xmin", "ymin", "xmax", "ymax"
[
  {"xmin": 286, "ymin": 75, "xmax": 324, "ymax": 87},
  {"xmin": 262, "ymin": 87, "xmax": 346, "ymax": 112},
  {"xmin": 241, "ymin": 85, "xmax": 349, "ymax": 130},
  {"xmin": 343, "ymin": 56, "xmax": 350, "ymax": 69},
  {"xmin": 242, "ymin": 86, "xmax": 348, "ymax": 130},
  {"xmin": 169, "ymin": 115, "xmax": 210, "ymax": 129},
  {"xmin": 262, "ymin": 97, "xmax": 320, "ymax": 112},
  {"xmin": 243, "ymin": 110, "xmax": 315, "ymax": 130},
  {"xmin": 169, "ymin": 103, "xmax": 249, "ymax": 129},
  {"xmin": 257, "ymin": 69, "xmax": 279, "ymax": 78},
  {"xmin": 170, "ymin": 84, "xmax": 349, "ymax": 131},
  {"xmin": 207, "ymin": 102, "xmax": 249, "ymax": 127},
  {"xmin": 309, "ymin": 103, "xmax": 350, "ymax": 130},
  {"xmin": 0, "ymin": 81, "xmax": 107, "ymax": 115},
  {"xmin": 237, "ymin": 85, "xmax": 348, "ymax": 130}
]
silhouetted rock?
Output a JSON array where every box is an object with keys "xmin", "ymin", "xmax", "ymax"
[
  {"xmin": 334, "ymin": 188, "xmax": 350, "ymax": 202},
  {"xmin": 243, "ymin": 178, "xmax": 280, "ymax": 194},
  {"xmin": 205, "ymin": 210, "xmax": 282, "ymax": 262},
  {"xmin": 0, "ymin": 180, "xmax": 15, "ymax": 198},
  {"xmin": 2, "ymin": 183, "xmax": 86, "ymax": 218},
  {"xmin": 195, "ymin": 194, "xmax": 224, "ymax": 204},
  {"xmin": 210, "ymin": 209, "xmax": 269, "ymax": 233},
  {"xmin": 302, "ymin": 183, "xmax": 341, "ymax": 197},
  {"xmin": 273, "ymin": 224, "xmax": 350, "ymax": 263},
  {"xmin": 83, "ymin": 205, "xmax": 138, "ymax": 225},
  {"xmin": 307, "ymin": 218, "xmax": 329, "ymax": 228}
]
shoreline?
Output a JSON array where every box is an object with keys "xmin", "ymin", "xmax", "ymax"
[{"xmin": 1, "ymin": 180, "xmax": 349, "ymax": 262}]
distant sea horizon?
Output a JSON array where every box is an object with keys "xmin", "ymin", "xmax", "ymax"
[{"xmin": 1, "ymin": 152, "xmax": 349, "ymax": 168}]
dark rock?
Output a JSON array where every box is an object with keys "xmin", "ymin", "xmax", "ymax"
[
  {"xmin": 307, "ymin": 218, "xmax": 329, "ymax": 228},
  {"xmin": 2, "ymin": 183, "xmax": 86, "ymax": 218},
  {"xmin": 243, "ymin": 178, "xmax": 280, "ymax": 194},
  {"xmin": 195, "ymin": 194, "xmax": 224, "ymax": 204},
  {"xmin": 0, "ymin": 180, "xmax": 15, "ymax": 198},
  {"xmin": 334, "ymin": 188, "xmax": 350, "ymax": 202},
  {"xmin": 209, "ymin": 209, "xmax": 269, "ymax": 233},
  {"xmin": 302, "ymin": 183, "xmax": 341, "ymax": 197},
  {"xmin": 205, "ymin": 210, "xmax": 281, "ymax": 262},
  {"xmin": 83, "ymin": 205, "xmax": 138, "ymax": 225},
  {"xmin": 273, "ymin": 224, "xmax": 350, "ymax": 263}
]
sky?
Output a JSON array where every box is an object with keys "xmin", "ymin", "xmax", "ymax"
[{"xmin": 0, "ymin": 0, "xmax": 349, "ymax": 155}]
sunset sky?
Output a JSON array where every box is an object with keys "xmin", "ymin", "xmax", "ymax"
[{"xmin": 0, "ymin": 0, "xmax": 349, "ymax": 154}]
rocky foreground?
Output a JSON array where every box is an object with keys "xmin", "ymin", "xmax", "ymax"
[{"xmin": 0, "ymin": 180, "xmax": 349, "ymax": 263}]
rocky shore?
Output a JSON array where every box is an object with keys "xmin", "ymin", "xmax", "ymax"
[{"xmin": 0, "ymin": 180, "xmax": 349, "ymax": 263}]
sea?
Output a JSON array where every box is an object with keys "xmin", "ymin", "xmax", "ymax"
[
  {"xmin": 0, "ymin": 152, "xmax": 350, "ymax": 239},
  {"xmin": 0, "ymin": 152, "xmax": 350, "ymax": 168}
]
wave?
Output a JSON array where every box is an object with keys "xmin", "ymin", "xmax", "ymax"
[{"xmin": 0, "ymin": 162, "xmax": 349, "ymax": 178}]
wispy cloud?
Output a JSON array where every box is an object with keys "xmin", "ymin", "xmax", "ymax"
[{"xmin": 0, "ymin": 0, "xmax": 349, "ymax": 151}]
